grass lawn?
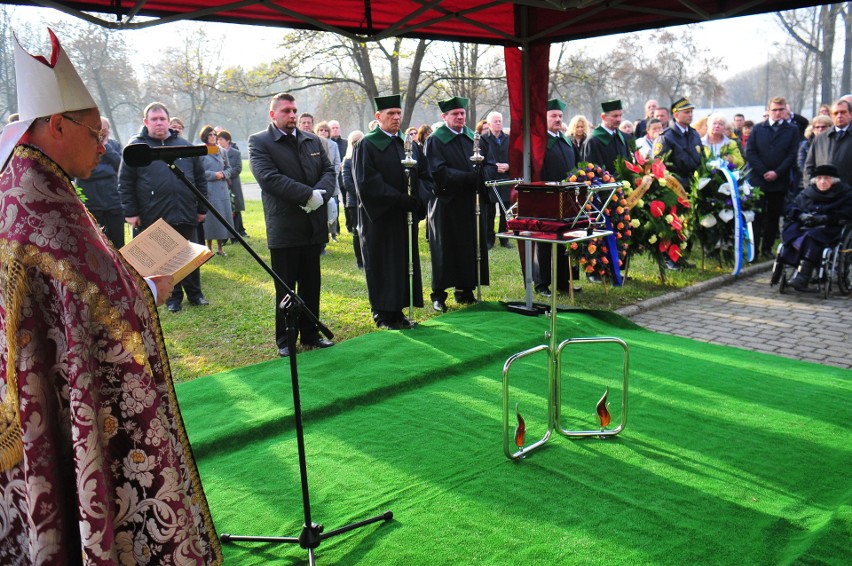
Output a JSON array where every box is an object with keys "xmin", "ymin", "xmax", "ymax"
[{"xmin": 157, "ymin": 198, "xmax": 737, "ymax": 382}]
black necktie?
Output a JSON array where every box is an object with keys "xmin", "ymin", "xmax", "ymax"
[
  {"xmin": 838, "ymin": 129, "xmax": 846, "ymax": 141},
  {"xmin": 772, "ymin": 121, "xmax": 780, "ymax": 129}
]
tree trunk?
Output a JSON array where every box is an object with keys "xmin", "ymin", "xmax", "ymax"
[
  {"xmin": 842, "ymin": 2, "xmax": 852, "ymax": 95},
  {"xmin": 820, "ymin": 4, "xmax": 838, "ymax": 103}
]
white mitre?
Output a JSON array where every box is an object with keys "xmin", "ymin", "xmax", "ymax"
[{"xmin": 0, "ymin": 28, "xmax": 97, "ymax": 170}]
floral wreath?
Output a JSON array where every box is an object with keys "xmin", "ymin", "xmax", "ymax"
[
  {"xmin": 615, "ymin": 151, "xmax": 691, "ymax": 279},
  {"xmin": 565, "ymin": 162, "xmax": 631, "ymax": 283},
  {"xmin": 691, "ymin": 150, "xmax": 762, "ymax": 265}
]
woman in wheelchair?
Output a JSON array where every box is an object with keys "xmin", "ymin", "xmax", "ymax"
[{"xmin": 781, "ymin": 163, "xmax": 852, "ymax": 291}]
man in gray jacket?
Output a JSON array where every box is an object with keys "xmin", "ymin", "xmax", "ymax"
[{"xmin": 249, "ymin": 93, "xmax": 336, "ymax": 357}]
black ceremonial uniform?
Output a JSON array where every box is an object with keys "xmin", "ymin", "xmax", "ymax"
[
  {"xmin": 425, "ymin": 124, "xmax": 497, "ymax": 303},
  {"xmin": 535, "ymin": 131, "xmax": 577, "ymax": 293},
  {"xmin": 354, "ymin": 128, "xmax": 433, "ymax": 319},
  {"xmin": 582, "ymin": 125, "xmax": 631, "ymax": 173},
  {"xmin": 655, "ymin": 125, "xmax": 703, "ymax": 188}
]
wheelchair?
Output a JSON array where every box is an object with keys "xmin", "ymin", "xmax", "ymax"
[{"xmin": 770, "ymin": 224, "xmax": 852, "ymax": 298}]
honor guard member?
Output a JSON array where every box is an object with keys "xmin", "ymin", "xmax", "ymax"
[
  {"xmin": 354, "ymin": 94, "xmax": 434, "ymax": 329},
  {"xmin": 583, "ymin": 99, "xmax": 633, "ymax": 174},
  {"xmin": 534, "ymin": 98, "xmax": 577, "ymax": 295},
  {"xmin": 655, "ymin": 97, "xmax": 703, "ymax": 190},
  {"xmin": 425, "ymin": 96, "xmax": 497, "ymax": 312}
]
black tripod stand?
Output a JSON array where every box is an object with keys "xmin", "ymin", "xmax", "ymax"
[{"xmin": 151, "ymin": 153, "xmax": 393, "ymax": 565}]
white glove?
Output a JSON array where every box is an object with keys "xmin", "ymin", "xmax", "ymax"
[{"xmin": 300, "ymin": 189, "xmax": 326, "ymax": 212}]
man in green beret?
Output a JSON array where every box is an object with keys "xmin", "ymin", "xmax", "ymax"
[
  {"xmin": 534, "ymin": 98, "xmax": 577, "ymax": 295},
  {"xmin": 425, "ymin": 96, "xmax": 497, "ymax": 312},
  {"xmin": 582, "ymin": 99, "xmax": 633, "ymax": 174},
  {"xmin": 353, "ymin": 94, "xmax": 433, "ymax": 329}
]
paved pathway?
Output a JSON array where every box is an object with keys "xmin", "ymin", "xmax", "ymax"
[{"xmin": 618, "ymin": 263, "xmax": 851, "ymax": 370}]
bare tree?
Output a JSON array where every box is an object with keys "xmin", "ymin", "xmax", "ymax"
[
  {"xmin": 0, "ymin": 7, "xmax": 18, "ymax": 120},
  {"xmin": 778, "ymin": 4, "xmax": 842, "ymax": 103},
  {"xmin": 51, "ymin": 20, "xmax": 141, "ymax": 145},
  {"xmin": 146, "ymin": 25, "xmax": 225, "ymax": 140},
  {"xmin": 244, "ymin": 31, "xmax": 431, "ymax": 129}
]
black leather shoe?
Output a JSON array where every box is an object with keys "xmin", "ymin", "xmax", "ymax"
[
  {"xmin": 432, "ymin": 299, "xmax": 447, "ymax": 313},
  {"xmin": 303, "ymin": 337, "xmax": 334, "ymax": 349},
  {"xmin": 456, "ymin": 294, "xmax": 476, "ymax": 305},
  {"xmin": 278, "ymin": 346, "xmax": 290, "ymax": 357},
  {"xmin": 189, "ymin": 297, "xmax": 210, "ymax": 306},
  {"xmin": 535, "ymin": 287, "xmax": 552, "ymax": 298},
  {"xmin": 377, "ymin": 320, "xmax": 402, "ymax": 330},
  {"xmin": 166, "ymin": 302, "xmax": 182, "ymax": 313}
]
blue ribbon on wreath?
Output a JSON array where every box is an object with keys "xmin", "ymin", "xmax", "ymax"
[
  {"xmin": 718, "ymin": 166, "xmax": 753, "ymax": 276},
  {"xmin": 603, "ymin": 214, "xmax": 623, "ymax": 286}
]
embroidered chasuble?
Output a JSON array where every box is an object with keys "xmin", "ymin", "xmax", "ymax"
[{"xmin": 0, "ymin": 145, "xmax": 222, "ymax": 564}]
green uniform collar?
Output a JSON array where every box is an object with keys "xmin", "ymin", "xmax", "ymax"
[
  {"xmin": 431, "ymin": 124, "xmax": 475, "ymax": 145},
  {"xmin": 546, "ymin": 131, "xmax": 570, "ymax": 150},
  {"xmin": 590, "ymin": 124, "xmax": 622, "ymax": 146},
  {"xmin": 362, "ymin": 127, "xmax": 402, "ymax": 151}
]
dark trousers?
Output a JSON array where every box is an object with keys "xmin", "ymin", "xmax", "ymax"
[
  {"xmin": 271, "ymin": 244, "xmax": 322, "ymax": 347},
  {"xmin": 534, "ymin": 242, "xmax": 570, "ymax": 291},
  {"xmin": 755, "ymin": 191, "xmax": 786, "ymax": 255},
  {"xmin": 91, "ymin": 209, "xmax": 125, "ymax": 249},
  {"xmin": 486, "ymin": 203, "xmax": 508, "ymax": 246},
  {"xmin": 345, "ymin": 207, "xmax": 363, "ymax": 267},
  {"xmin": 168, "ymin": 223, "xmax": 203, "ymax": 305}
]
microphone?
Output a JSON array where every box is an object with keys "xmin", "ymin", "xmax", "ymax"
[{"xmin": 122, "ymin": 143, "xmax": 218, "ymax": 167}]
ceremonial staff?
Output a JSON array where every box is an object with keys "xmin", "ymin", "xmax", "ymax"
[
  {"xmin": 401, "ymin": 132, "xmax": 418, "ymax": 324},
  {"xmin": 471, "ymin": 132, "xmax": 485, "ymax": 302}
]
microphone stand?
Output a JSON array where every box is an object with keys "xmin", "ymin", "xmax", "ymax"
[
  {"xmin": 470, "ymin": 132, "xmax": 485, "ymax": 302},
  {"xmin": 162, "ymin": 159, "xmax": 392, "ymax": 565},
  {"xmin": 401, "ymin": 134, "xmax": 418, "ymax": 325}
]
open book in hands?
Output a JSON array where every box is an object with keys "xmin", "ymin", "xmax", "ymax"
[{"xmin": 120, "ymin": 218, "xmax": 213, "ymax": 284}]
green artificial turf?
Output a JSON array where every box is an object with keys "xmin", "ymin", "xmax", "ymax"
[{"xmin": 176, "ymin": 303, "xmax": 851, "ymax": 565}]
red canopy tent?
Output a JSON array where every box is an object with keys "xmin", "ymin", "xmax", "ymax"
[{"xmin": 8, "ymin": 0, "xmax": 825, "ymax": 177}]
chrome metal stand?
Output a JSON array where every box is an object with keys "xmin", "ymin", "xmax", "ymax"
[{"xmin": 498, "ymin": 230, "xmax": 629, "ymax": 460}]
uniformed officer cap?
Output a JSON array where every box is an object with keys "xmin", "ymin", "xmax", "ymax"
[
  {"xmin": 671, "ymin": 97, "xmax": 695, "ymax": 113},
  {"xmin": 374, "ymin": 94, "xmax": 402, "ymax": 111},
  {"xmin": 601, "ymin": 100, "xmax": 622, "ymax": 113},
  {"xmin": 438, "ymin": 96, "xmax": 470, "ymax": 112},
  {"xmin": 548, "ymin": 99, "xmax": 566, "ymax": 112}
]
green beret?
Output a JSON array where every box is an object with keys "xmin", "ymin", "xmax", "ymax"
[
  {"xmin": 601, "ymin": 99, "xmax": 622, "ymax": 113},
  {"xmin": 547, "ymin": 99, "xmax": 566, "ymax": 112},
  {"xmin": 374, "ymin": 94, "xmax": 402, "ymax": 112},
  {"xmin": 438, "ymin": 96, "xmax": 469, "ymax": 113},
  {"xmin": 671, "ymin": 97, "xmax": 694, "ymax": 113}
]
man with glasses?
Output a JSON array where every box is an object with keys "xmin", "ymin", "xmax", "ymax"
[
  {"xmin": 745, "ymin": 96, "xmax": 800, "ymax": 259},
  {"xmin": 119, "ymin": 102, "xmax": 210, "ymax": 312},
  {"xmin": 804, "ymin": 99, "xmax": 852, "ymax": 186},
  {"xmin": 0, "ymin": 29, "xmax": 221, "ymax": 564}
]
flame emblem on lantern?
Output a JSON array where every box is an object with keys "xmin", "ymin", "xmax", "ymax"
[
  {"xmin": 596, "ymin": 386, "xmax": 611, "ymax": 428},
  {"xmin": 514, "ymin": 402, "xmax": 526, "ymax": 447}
]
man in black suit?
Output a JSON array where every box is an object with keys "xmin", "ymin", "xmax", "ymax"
[
  {"xmin": 534, "ymin": 98, "xmax": 578, "ymax": 295},
  {"xmin": 583, "ymin": 99, "xmax": 632, "ymax": 174},
  {"xmin": 745, "ymin": 96, "xmax": 800, "ymax": 259},
  {"xmin": 249, "ymin": 92, "xmax": 336, "ymax": 357},
  {"xmin": 804, "ymin": 99, "xmax": 852, "ymax": 186},
  {"xmin": 481, "ymin": 111, "xmax": 512, "ymax": 248}
]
